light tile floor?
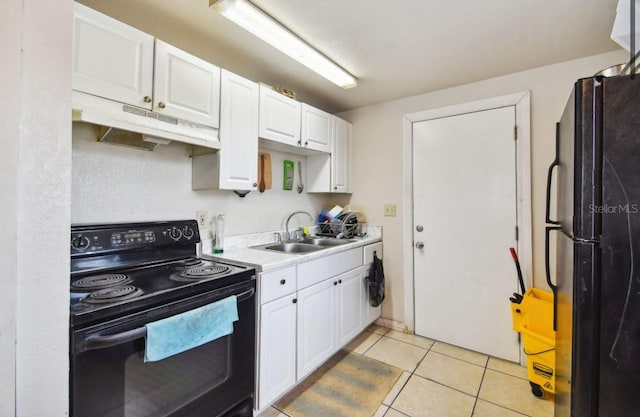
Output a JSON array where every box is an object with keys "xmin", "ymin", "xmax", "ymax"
[{"xmin": 259, "ymin": 325, "xmax": 554, "ymax": 417}]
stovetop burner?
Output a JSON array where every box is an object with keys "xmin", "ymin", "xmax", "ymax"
[
  {"xmin": 70, "ymin": 220, "xmax": 254, "ymax": 326},
  {"xmin": 72, "ymin": 273, "xmax": 132, "ymax": 291},
  {"xmin": 83, "ymin": 285, "xmax": 144, "ymax": 304},
  {"xmin": 172, "ymin": 264, "xmax": 233, "ymax": 282},
  {"xmin": 172, "ymin": 257, "xmax": 207, "ymax": 269}
]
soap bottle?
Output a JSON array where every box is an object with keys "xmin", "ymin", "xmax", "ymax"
[{"xmin": 213, "ymin": 214, "xmax": 225, "ymax": 254}]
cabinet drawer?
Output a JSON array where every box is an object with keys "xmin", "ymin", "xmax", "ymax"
[
  {"xmin": 363, "ymin": 242, "xmax": 383, "ymax": 265},
  {"xmin": 260, "ymin": 266, "xmax": 296, "ymax": 304},
  {"xmin": 297, "ymin": 248, "xmax": 361, "ymax": 290}
]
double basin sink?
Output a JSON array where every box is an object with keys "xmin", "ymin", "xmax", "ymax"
[{"xmin": 252, "ymin": 237, "xmax": 353, "ymax": 254}]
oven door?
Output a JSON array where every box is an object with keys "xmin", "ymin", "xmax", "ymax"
[{"xmin": 70, "ymin": 280, "xmax": 255, "ymax": 417}]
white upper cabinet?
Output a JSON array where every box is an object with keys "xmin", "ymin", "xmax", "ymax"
[
  {"xmin": 306, "ymin": 116, "xmax": 353, "ymax": 193},
  {"xmin": 217, "ymin": 69, "xmax": 259, "ymax": 190},
  {"xmin": 153, "ymin": 40, "xmax": 221, "ymax": 128},
  {"xmin": 73, "ymin": 3, "xmax": 220, "ymax": 130},
  {"xmin": 331, "ymin": 116, "xmax": 352, "ymax": 193},
  {"xmin": 301, "ymin": 103, "xmax": 332, "ymax": 153},
  {"xmin": 72, "ymin": 2, "xmax": 154, "ymax": 109},
  {"xmin": 258, "ymin": 85, "xmax": 301, "ymax": 147}
]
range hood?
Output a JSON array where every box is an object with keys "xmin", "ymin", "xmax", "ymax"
[{"xmin": 72, "ymin": 91, "xmax": 221, "ymax": 151}]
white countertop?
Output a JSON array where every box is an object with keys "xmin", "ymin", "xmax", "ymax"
[{"xmin": 201, "ymin": 227, "xmax": 382, "ymax": 272}]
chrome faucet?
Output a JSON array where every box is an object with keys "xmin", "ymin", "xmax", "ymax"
[{"xmin": 285, "ymin": 210, "xmax": 314, "ymax": 240}]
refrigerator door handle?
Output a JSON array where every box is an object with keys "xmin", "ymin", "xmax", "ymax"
[
  {"xmin": 545, "ymin": 225, "xmax": 562, "ymax": 331},
  {"xmin": 545, "ymin": 123, "xmax": 561, "ymax": 225}
]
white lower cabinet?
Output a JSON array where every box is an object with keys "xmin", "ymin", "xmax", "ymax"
[
  {"xmin": 337, "ymin": 268, "xmax": 364, "ymax": 346},
  {"xmin": 297, "ymin": 278, "xmax": 337, "ymax": 379},
  {"xmin": 256, "ymin": 244, "xmax": 381, "ymax": 412},
  {"xmin": 258, "ymin": 293, "xmax": 297, "ymax": 410}
]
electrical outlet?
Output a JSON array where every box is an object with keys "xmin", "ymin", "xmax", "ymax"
[
  {"xmin": 384, "ymin": 204, "xmax": 396, "ymax": 217},
  {"xmin": 196, "ymin": 211, "xmax": 208, "ymax": 229}
]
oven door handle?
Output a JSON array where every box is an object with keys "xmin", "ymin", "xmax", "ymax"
[{"xmin": 82, "ymin": 287, "xmax": 255, "ymax": 351}]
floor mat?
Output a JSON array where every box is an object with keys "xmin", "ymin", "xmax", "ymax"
[{"xmin": 276, "ymin": 350, "xmax": 403, "ymax": 417}]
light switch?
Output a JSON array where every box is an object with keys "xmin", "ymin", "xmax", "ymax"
[{"xmin": 384, "ymin": 204, "xmax": 396, "ymax": 217}]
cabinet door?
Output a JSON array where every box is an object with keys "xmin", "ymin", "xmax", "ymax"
[
  {"xmin": 218, "ymin": 70, "xmax": 259, "ymax": 190},
  {"xmin": 337, "ymin": 267, "xmax": 363, "ymax": 346},
  {"xmin": 297, "ymin": 278, "xmax": 337, "ymax": 379},
  {"xmin": 301, "ymin": 104, "xmax": 332, "ymax": 153},
  {"xmin": 331, "ymin": 117, "xmax": 352, "ymax": 193},
  {"xmin": 72, "ymin": 2, "xmax": 154, "ymax": 109},
  {"xmin": 154, "ymin": 40, "xmax": 221, "ymax": 127},
  {"xmin": 258, "ymin": 86, "xmax": 301, "ymax": 146},
  {"xmin": 259, "ymin": 294, "xmax": 297, "ymax": 409}
]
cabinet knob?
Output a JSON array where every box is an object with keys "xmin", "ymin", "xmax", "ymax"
[
  {"xmin": 338, "ymin": 279, "xmax": 342, "ymax": 284},
  {"xmin": 280, "ymin": 279, "xmax": 286, "ymax": 285},
  {"xmin": 333, "ymin": 281, "xmax": 338, "ymax": 286},
  {"xmin": 143, "ymin": 96, "xmax": 152, "ymax": 103},
  {"xmin": 305, "ymin": 141, "xmax": 309, "ymax": 146},
  {"xmin": 297, "ymin": 140, "xmax": 302, "ymax": 145},
  {"xmin": 158, "ymin": 102, "xmax": 166, "ymax": 109},
  {"xmin": 334, "ymin": 186, "xmax": 338, "ymax": 190},
  {"xmin": 292, "ymin": 298, "xmax": 297, "ymax": 304},
  {"xmin": 253, "ymin": 183, "xmax": 257, "ymax": 187},
  {"xmin": 416, "ymin": 241, "xmax": 425, "ymax": 249}
]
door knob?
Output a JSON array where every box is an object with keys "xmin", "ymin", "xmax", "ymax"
[
  {"xmin": 416, "ymin": 225, "xmax": 424, "ymax": 232},
  {"xmin": 415, "ymin": 241, "xmax": 424, "ymax": 249}
]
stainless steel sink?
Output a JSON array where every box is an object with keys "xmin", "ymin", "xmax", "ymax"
[
  {"xmin": 251, "ymin": 237, "xmax": 354, "ymax": 254},
  {"xmin": 260, "ymin": 242, "xmax": 323, "ymax": 253},
  {"xmin": 298, "ymin": 237, "xmax": 351, "ymax": 247}
]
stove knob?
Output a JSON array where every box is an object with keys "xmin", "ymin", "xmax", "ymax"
[
  {"xmin": 71, "ymin": 235, "xmax": 91, "ymax": 251},
  {"xmin": 168, "ymin": 227, "xmax": 182, "ymax": 241},
  {"xmin": 182, "ymin": 226, "xmax": 195, "ymax": 240}
]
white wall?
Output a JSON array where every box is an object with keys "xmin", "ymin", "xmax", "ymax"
[
  {"xmin": 0, "ymin": 0, "xmax": 72, "ymax": 416},
  {"xmin": 339, "ymin": 50, "xmax": 628, "ymax": 326},
  {"xmin": 72, "ymin": 124, "xmax": 347, "ymax": 236}
]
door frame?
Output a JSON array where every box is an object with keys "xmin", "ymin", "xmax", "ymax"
[{"xmin": 401, "ymin": 91, "xmax": 532, "ymax": 333}]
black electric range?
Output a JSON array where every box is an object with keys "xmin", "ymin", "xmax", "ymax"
[{"xmin": 70, "ymin": 220, "xmax": 255, "ymax": 327}]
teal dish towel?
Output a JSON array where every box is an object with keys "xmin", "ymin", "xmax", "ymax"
[{"xmin": 144, "ymin": 295, "xmax": 239, "ymax": 362}]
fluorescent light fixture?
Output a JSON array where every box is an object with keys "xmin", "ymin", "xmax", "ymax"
[{"xmin": 211, "ymin": 0, "xmax": 357, "ymax": 89}]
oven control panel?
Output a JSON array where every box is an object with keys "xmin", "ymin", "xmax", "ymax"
[{"xmin": 71, "ymin": 220, "xmax": 201, "ymax": 255}]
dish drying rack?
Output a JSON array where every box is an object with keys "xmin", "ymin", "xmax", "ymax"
[{"xmin": 317, "ymin": 212, "xmax": 361, "ymax": 239}]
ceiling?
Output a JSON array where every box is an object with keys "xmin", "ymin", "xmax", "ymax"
[{"xmin": 78, "ymin": 0, "xmax": 622, "ymax": 113}]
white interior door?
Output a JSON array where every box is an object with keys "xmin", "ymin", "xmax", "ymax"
[{"xmin": 413, "ymin": 106, "xmax": 520, "ymax": 362}]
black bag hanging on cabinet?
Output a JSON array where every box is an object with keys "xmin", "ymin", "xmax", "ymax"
[{"xmin": 367, "ymin": 251, "xmax": 385, "ymax": 307}]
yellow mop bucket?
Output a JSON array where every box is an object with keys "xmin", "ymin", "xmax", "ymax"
[{"xmin": 510, "ymin": 287, "xmax": 556, "ymax": 398}]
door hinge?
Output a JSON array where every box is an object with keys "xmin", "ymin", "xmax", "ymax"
[
  {"xmin": 515, "ymin": 226, "xmax": 519, "ymax": 241},
  {"xmin": 514, "ymin": 125, "xmax": 518, "ymax": 140}
]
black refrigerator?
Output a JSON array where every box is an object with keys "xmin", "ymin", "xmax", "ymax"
[{"xmin": 546, "ymin": 74, "xmax": 640, "ymax": 417}]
